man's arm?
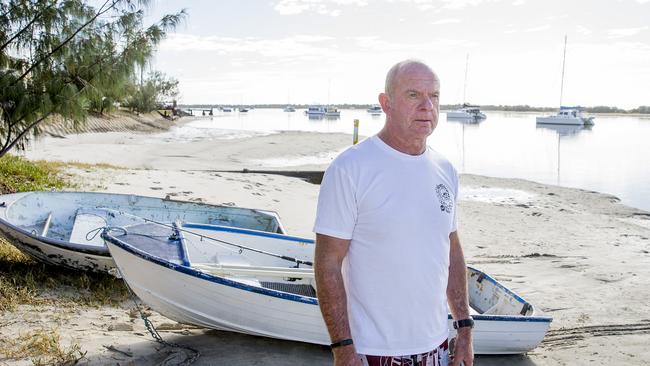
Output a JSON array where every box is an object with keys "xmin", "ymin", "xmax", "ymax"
[
  {"xmin": 314, "ymin": 233, "xmax": 361, "ymax": 366},
  {"xmin": 447, "ymin": 231, "xmax": 474, "ymax": 366}
]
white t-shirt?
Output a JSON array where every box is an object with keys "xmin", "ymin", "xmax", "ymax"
[{"xmin": 313, "ymin": 135, "xmax": 459, "ymax": 356}]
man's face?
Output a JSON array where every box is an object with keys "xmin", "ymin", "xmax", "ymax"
[{"xmin": 381, "ymin": 65, "xmax": 440, "ymax": 141}]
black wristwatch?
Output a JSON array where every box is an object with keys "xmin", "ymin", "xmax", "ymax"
[{"xmin": 452, "ymin": 318, "xmax": 475, "ymax": 330}]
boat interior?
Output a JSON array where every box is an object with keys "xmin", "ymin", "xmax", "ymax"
[
  {"xmin": 106, "ymin": 220, "xmax": 538, "ymax": 317},
  {"xmin": 2, "ymin": 192, "xmax": 283, "ymax": 246},
  {"xmin": 107, "ymin": 221, "xmax": 317, "ymax": 297}
]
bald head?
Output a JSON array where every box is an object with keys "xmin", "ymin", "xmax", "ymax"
[{"xmin": 385, "ymin": 60, "xmax": 439, "ymax": 97}]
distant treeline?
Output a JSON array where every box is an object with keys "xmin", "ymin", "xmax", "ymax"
[{"xmin": 179, "ymin": 104, "xmax": 650, "ymax": 114}]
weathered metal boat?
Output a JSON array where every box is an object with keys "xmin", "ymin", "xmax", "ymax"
[
  {"xmin": 104, "ymin": 221, "xmax": 552, "ymax": 354},
  {"xmin": 0, "ymin": 191, "xmax": 284, "ymax": 272}
]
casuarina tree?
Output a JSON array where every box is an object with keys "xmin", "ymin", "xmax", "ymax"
[{"xmin": 0, "ymin": 0, "xmax": 186, "ymax": 157}]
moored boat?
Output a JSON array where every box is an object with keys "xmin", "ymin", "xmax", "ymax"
[
  {"xmin": 324, "ymin": 106, "xmax": 341, "ymax": 118},
  {"xmin": 104, "ymin": 221, "xmax": 552, "ymax": 354},
  {"xmin": 367, "ymin": 105, "xmax": 383, "ymax": 115},
  {"xmin": 304, "ymin": 106, "xmax": 326, "ymax": 117},
  {"xmin": 446, "ymin": 104, "xmax": 486, "ymax": 121},
  {"xmin": 536, "ymin": 106, "xmax": 594, "ymax": 126},
  {"xmin": 0, "ymin": 191, "xmax": 285, "ymax": 272}
]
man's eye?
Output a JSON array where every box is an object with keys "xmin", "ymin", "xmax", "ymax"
[{"xmin": 408, "ymin": 92, "xmax": 418, "ymax": 98}]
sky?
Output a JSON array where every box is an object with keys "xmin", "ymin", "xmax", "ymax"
[{"xmin": 140, "ymin": 0, "xmax": 650, "ymax": 108}]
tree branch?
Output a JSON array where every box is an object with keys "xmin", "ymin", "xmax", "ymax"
[
  {"xmin": 0, "ymin": 2, "xmax": 56, "ymax": 54},
  {"xmin": 13, "ymin": 0, "xmax": 119, "ymax": 85},
  {"xmin": 0, "ymin": 112, "xmax": 52, "ymax": 158}
]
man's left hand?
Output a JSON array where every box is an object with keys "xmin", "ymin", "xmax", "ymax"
[{"xmin": 450, "ymin": 328, "xmax": 474, "ymax": 366}]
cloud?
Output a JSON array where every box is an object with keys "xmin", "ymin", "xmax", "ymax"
[
  {"xmin": 512, "ymin": 0, "xmax": 525, "ymax": 5},
  {"xmin": 273, "ymin": 0, "xmax": 368, "ymax": 16},
  {"xmin": 576, "ymin": 25, "xmax": 592, "ymax": 36},
  {"xmin": 353, "ymin": 35, "xmax": 472, "ymax": 52},
  {"xmin": 431, "ymin": 18, "xmax": 461, "ymax": 25},
  {"xmin": 387, "ymin": 0, "xmax": 490, "ymax": 10},
  {"xmin": 607, "ymin": 26, "xmax": 649, "ymax": 39},
  {"xmin": 160, "ymin": 34, "xmax": 338, "ymax": 59},
  {"xmin": 523, "ymin": 24, "xmax": 551, "ymax": 33}
]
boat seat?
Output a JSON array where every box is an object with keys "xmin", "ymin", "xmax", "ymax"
[
  {"xmin": 68, "ymin": 208, "xmax": 108, "ymax": 248},
  {"xmin": 215, "ymin": 253, "xmax": 252, "ymax": 267}
]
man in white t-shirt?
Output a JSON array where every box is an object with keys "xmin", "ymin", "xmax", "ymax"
[{"xmin": 313, "ymin": 60, "xmax": 474, "ymax": 366}]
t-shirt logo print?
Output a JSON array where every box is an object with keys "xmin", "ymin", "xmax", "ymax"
[{"xmin": 435, "ymin": 184, "xmax": 453, "ymax": 213}]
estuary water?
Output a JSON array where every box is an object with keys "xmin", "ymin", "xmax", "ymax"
[{"xmin": 179, "ymin": 108, "xmax": 650, "ymax": 212}]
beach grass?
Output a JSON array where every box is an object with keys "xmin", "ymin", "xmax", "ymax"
[
  {"xmin": 0, "ymin": 155, "xmax": 129, "ymax": 311},
  {"xmin": 0, "ymin": 327, "xmax": 86, "ymax": 365},
  {"xmin": 0, "ymin": 154, "xmax": 69, "ymax": 193},
  {"xmin": 0, "ymin": 238, "xmax": 130, "ymax": 312}
]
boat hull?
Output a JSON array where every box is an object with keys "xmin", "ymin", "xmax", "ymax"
[
  {"xmin": 536, "ymin": 116, "xmax": 585, "ymax": 125},
  {"xmin": 0, "ymin": 191, "xmax": 283, "ymax": 272},
  {"xmin": 0, "ymin": 216, "xmax": 114, "ymax": 271},
  {"xmin": 107, "ymin": 240, "xmax": 329, "ymax": 344},
  {"xmin": 105, "ymin": 227, "xmax": 552, "ymax": 354}
]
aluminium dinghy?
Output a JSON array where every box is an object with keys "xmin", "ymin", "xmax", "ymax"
[
  {"xmin": 104, "ymin": 220, "xmax": 552, "ymax": 354},
  {"xmin": 0, "ymin": 191, "xmax": 285, "ymax": 272}
]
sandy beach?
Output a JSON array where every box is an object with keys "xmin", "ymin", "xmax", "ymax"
[{"xmin": 2, "ymin": 116, "xmax": 650, "ymax": 365}]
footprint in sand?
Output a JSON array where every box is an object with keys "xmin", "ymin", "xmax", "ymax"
[{"xmin": 150, "ymin": 187, "xmax": 163, "ymax": 190}]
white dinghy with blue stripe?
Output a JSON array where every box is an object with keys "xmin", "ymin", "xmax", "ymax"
[
  {"xmin": 0, "ymin": 191, "xmax": 285, "ymax": 272},
  {"xmin": 103, "ymin": 220, "xmax": 552, "ymax": 354}
]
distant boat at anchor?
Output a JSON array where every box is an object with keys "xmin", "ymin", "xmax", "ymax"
[{"xmin": 537, "ymin": 36, "xmax": 594, "ymax": 126}]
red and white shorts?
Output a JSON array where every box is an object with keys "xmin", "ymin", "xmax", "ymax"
[{"xmin": 359, "ymin": 340, "xmax": 449, "ymax": 366}]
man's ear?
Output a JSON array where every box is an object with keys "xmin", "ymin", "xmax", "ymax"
[{"xmin": 378, "ymin": 93, "xmax": 389, "ymax": 113}]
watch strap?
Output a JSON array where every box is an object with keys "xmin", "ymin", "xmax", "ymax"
[
  {"xmin": 453, "ymin": 318, "xmax": 475, "ymax": 329},
  {"xmin": 330, "ymin": 338, "xmax": 353, "ymax": 349}
]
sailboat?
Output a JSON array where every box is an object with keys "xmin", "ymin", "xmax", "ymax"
[
  {"xmin": 447, "ymin": 54, "xmax": 486, "ymax": 122},
  {"xmin": 537, "ymin": 36, "xmax": 594, "ymax": 126},
  {"xmin": 283, "ymin": 89, "xmax": 296, "ymax": 112}
]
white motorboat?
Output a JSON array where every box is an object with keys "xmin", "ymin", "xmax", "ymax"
[
  {"xmin": 104, "ymin": 221, "xmax": 552, "ymax": 354},
  {"xmin": 446, "ymin": 105, "xmax": 486, "ymax": 121},
  {"xmin": 367, "ymin": 105, "xmax": 383, "ymax": 115},
  {"xmin": 305, "ymin": 106, "xmax": 326, "ymax": 117},
  {"xmin": 324, "ymin": 107, "xmax": 341, "ymax": 118},
  {"xmin": 536, "ymin": 106, "xmax": 594, "ymax": 126},
  {"xmin": 0, "ymin": 192, "xmax": 285, "ymax": 272},
  {"xmin": 283, "ymin": 106, "xmax": 296, "ymax": 112}
]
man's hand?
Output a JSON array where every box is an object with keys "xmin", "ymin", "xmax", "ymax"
[
  {"xmin": 333, "ymin": 346, "xmax": 363, "ymax": 366},
  {"xmin": 450, "ymin": 328, "xmax": 474, "ymax": 366}
]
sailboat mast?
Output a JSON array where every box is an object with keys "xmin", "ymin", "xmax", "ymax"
[
  {"xmin": 463, "ymin": 53, "xmax": 469, "ymax": 105},
  {"xmin": 560, "ymin": 34, "xmax": 566, "ymax": 108}
]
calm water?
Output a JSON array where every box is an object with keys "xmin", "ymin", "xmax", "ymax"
[{"xmin": 181, "ymin": 108, "xmax": 650, "ymax": 212}]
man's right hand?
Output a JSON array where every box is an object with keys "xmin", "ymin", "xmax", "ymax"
[{"xmin": 333, "ymin": 347, "xmax": 363, "ymax": 366}]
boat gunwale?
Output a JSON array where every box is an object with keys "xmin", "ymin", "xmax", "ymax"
[
  {"xmin": 182, "ymin": 223, "xmax": 315, "ymax": 244},
  {"xmin": 1, "ymin": 190, "xmax": 284, "ymax": 224},
  {"xmin": 0, "ymin": 191, "xmax": 286, "ymax": 256}
]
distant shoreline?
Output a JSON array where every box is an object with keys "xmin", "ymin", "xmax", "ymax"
[{"xmin": 178, "ymin": 105, "xmax": 650, "ymax": 116}]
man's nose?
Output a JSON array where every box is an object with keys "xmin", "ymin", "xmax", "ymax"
[{"xmin": 419, "ymin": 96, "xmax": 435, "ymax": 110}]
